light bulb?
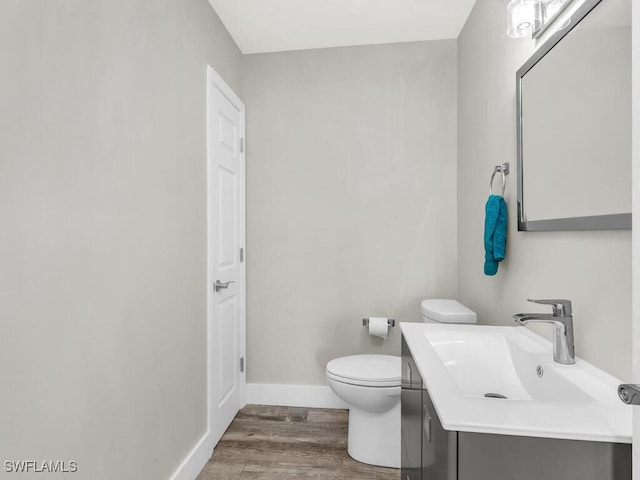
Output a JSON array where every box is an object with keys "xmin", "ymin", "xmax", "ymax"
[
  {"xmin": 544, "ymin": 0, "xmax": 567, "ymax": 20},
  {"xmin": 507, "ymin": 0, "xmax": 542, "ymax": 38}
]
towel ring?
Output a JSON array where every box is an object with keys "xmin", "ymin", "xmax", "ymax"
[{"xmin": 490, "ymin": 163, "xmax": 510, "ymax": 197}]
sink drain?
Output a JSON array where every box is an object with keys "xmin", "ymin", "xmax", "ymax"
[{"xmin": 484, "ymin": 392, "xmax": 508, "ymax": 399}]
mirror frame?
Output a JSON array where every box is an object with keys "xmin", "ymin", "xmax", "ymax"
[{"xmin": 516, "ymin": 0, "xmax": 632, "ymax": 231}]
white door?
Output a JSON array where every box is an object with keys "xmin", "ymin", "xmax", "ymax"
[
  {"xmin": 633, "ymin": 2, "xmax": 639, "ymax": 477},
  {"xmin": 207, "ymin": 67, "xmax": 246, "ymax": 446}
]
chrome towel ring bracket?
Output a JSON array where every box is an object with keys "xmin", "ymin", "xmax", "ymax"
[{"xmin": 490, "ymin": 162, "xmax": 510, "ymax": 197}]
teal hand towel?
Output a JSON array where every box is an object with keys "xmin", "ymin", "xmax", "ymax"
[{"xmin": 484, "ymin": 195, "xmax": 507, "ymax": 276}]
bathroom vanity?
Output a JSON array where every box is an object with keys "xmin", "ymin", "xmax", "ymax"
[
  {"xmin": 400, "ymin": 324, "xmax": 632, "ymax": 480},
  {"xmin": 402, "ymin": 336, "xmax": 456, "ymax": 480}
]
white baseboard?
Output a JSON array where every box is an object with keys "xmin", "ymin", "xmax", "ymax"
[
  {"xmin": 169, "ymin": 431, "xmax": 214, "ymax": 480},
  {"xmin": 247, "ymin": 383, "xmax": 349, "ymax": 409}
]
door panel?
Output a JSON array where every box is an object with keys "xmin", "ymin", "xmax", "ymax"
[
  {"xmin": 218, "ymin": 297, "xmax": 237, "ymax": 405},
  {"xmin": 208, "ymin": 78, "xmax": 245, "ymax": 446},
  {"xmin": 401, "ymin": 337, "xmax": 423, "ymax": 480}
]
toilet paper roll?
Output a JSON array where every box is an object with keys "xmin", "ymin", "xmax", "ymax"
[{"xmin": 368, "ymin": 317, "xmax": 389, "ymax": 339}]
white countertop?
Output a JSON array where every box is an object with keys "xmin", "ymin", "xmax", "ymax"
[{"xmin": 400, "ymin": 322, "xmax": 632, "ymax": 443}]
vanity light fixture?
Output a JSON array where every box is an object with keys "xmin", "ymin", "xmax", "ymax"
[
  {"xmin": 534, "ymin": 0, "xmax": 574, "ymax": 38},
  {"xmin": 507, "ymin": 0, "xmax": 574, "ymax": 39},
  {"xmin": 507, "ymin": 0, "xmax": 542, "ymax": 38},
  {"xmin": 543, "ymin": 0, "xmax": 570, "ymax": 21}
]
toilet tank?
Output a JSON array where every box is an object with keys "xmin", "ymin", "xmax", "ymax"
[{"xmin": 421, "ymin": 299, "xmax": 477, "ymax": 324}]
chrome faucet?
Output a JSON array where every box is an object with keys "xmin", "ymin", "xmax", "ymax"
[{"xmin": 512, "ymin": 299, "xmax": 575, "ymax": 365}]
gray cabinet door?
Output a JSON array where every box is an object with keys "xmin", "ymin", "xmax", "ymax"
[
  {"xmin": 457, "ymin": 432, "xmax": 631, "ymax": 480},
  {"xmin": 401, "ymin": 337, "xmax": 422, "ymax": 480},
  {"xmin": 422, "ymin": 387, "xmax": 457, "ymax": 480}
]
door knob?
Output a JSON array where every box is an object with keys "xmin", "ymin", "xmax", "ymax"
[
  {"xmin": 618, "ymin": 384, "xmax": 640, "ymax": 405},
  {"xmin": 214, "ymin": 279, "xmax": 235, "ymax": 293}
]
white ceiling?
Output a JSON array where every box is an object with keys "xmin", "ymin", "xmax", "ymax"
[{"xmin": 209, "ymin": 0, "xmax": 478, "ymax": 54}]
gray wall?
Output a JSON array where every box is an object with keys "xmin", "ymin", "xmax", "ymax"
[
  {"xmin": 457, "ymin": 0, "xmax": 631, "ymax": 380},
  {"xmin": 0, "ymin": 1, "xmax": 242, "ymax": 478},
  {"xmin": 243, "ymin": 41, "xmax": 458, "ymax": 386}
]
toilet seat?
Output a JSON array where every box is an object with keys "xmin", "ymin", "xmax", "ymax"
[{"xmin": 326, "ymin": 354, "xmax": 400, "ymax": 387}]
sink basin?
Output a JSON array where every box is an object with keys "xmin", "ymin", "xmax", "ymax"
[
  {"xmin": 400, "ymin": 322, "xmax": 631, "ymax": 443},
  {"xmin": 425, "ymin": 326, "xmax": 592, "ymax": 403}
]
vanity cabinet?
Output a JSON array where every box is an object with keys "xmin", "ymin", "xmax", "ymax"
[
  {"xmin": 401, "ymin": 336, "xmax": 422, "ymax": 480},
  {"xmin": 401, "ymin": 337, "xmax": 456, "ymax": 480},
  {"xmin": 401, "ymin": 335, "xmax": 631, "ymax": 480},
  {"xmin": 421, "ymin": 380, "xmax": 457, "ymax": 480}
]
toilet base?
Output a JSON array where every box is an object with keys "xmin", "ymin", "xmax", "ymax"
[{"xmin": 346, "ymin": 401, "xmax": 400, "ymax": 468}]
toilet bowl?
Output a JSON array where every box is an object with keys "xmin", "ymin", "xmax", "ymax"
[{"xmin": 326, "ymin": 354, "xmax": 401, "ymax": 468}]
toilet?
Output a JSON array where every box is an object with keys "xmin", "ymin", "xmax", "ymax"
[
  {"xmin": 326, "ymin": 354, "xmax": 401, "ymax": 468},
  {"xmin": 326, "ymin": 299, "xmax": 477, "ymax": 469}
]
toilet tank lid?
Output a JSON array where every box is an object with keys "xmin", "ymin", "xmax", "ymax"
[{"xmin": 421, "ymin": 299, "xmax": 477, "ymax": 324}]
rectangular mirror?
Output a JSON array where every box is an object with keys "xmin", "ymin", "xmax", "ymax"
[{"xmin": 516, "ymin": 0, "xmax": 631, "ymax": 231}]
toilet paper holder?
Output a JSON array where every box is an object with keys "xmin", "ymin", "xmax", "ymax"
[{"xmin": 362, "ymin": 318, "xmax": 396, "ymax": 327}]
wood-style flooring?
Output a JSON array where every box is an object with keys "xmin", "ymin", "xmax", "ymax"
[{"xmin": 196, "ymin": 405, "xmax": 400, "ymax": 479}]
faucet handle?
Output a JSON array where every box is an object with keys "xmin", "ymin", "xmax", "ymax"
[{"xmin": 527, "ymin": 299, "xmax": 572, "ymax": 317}]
